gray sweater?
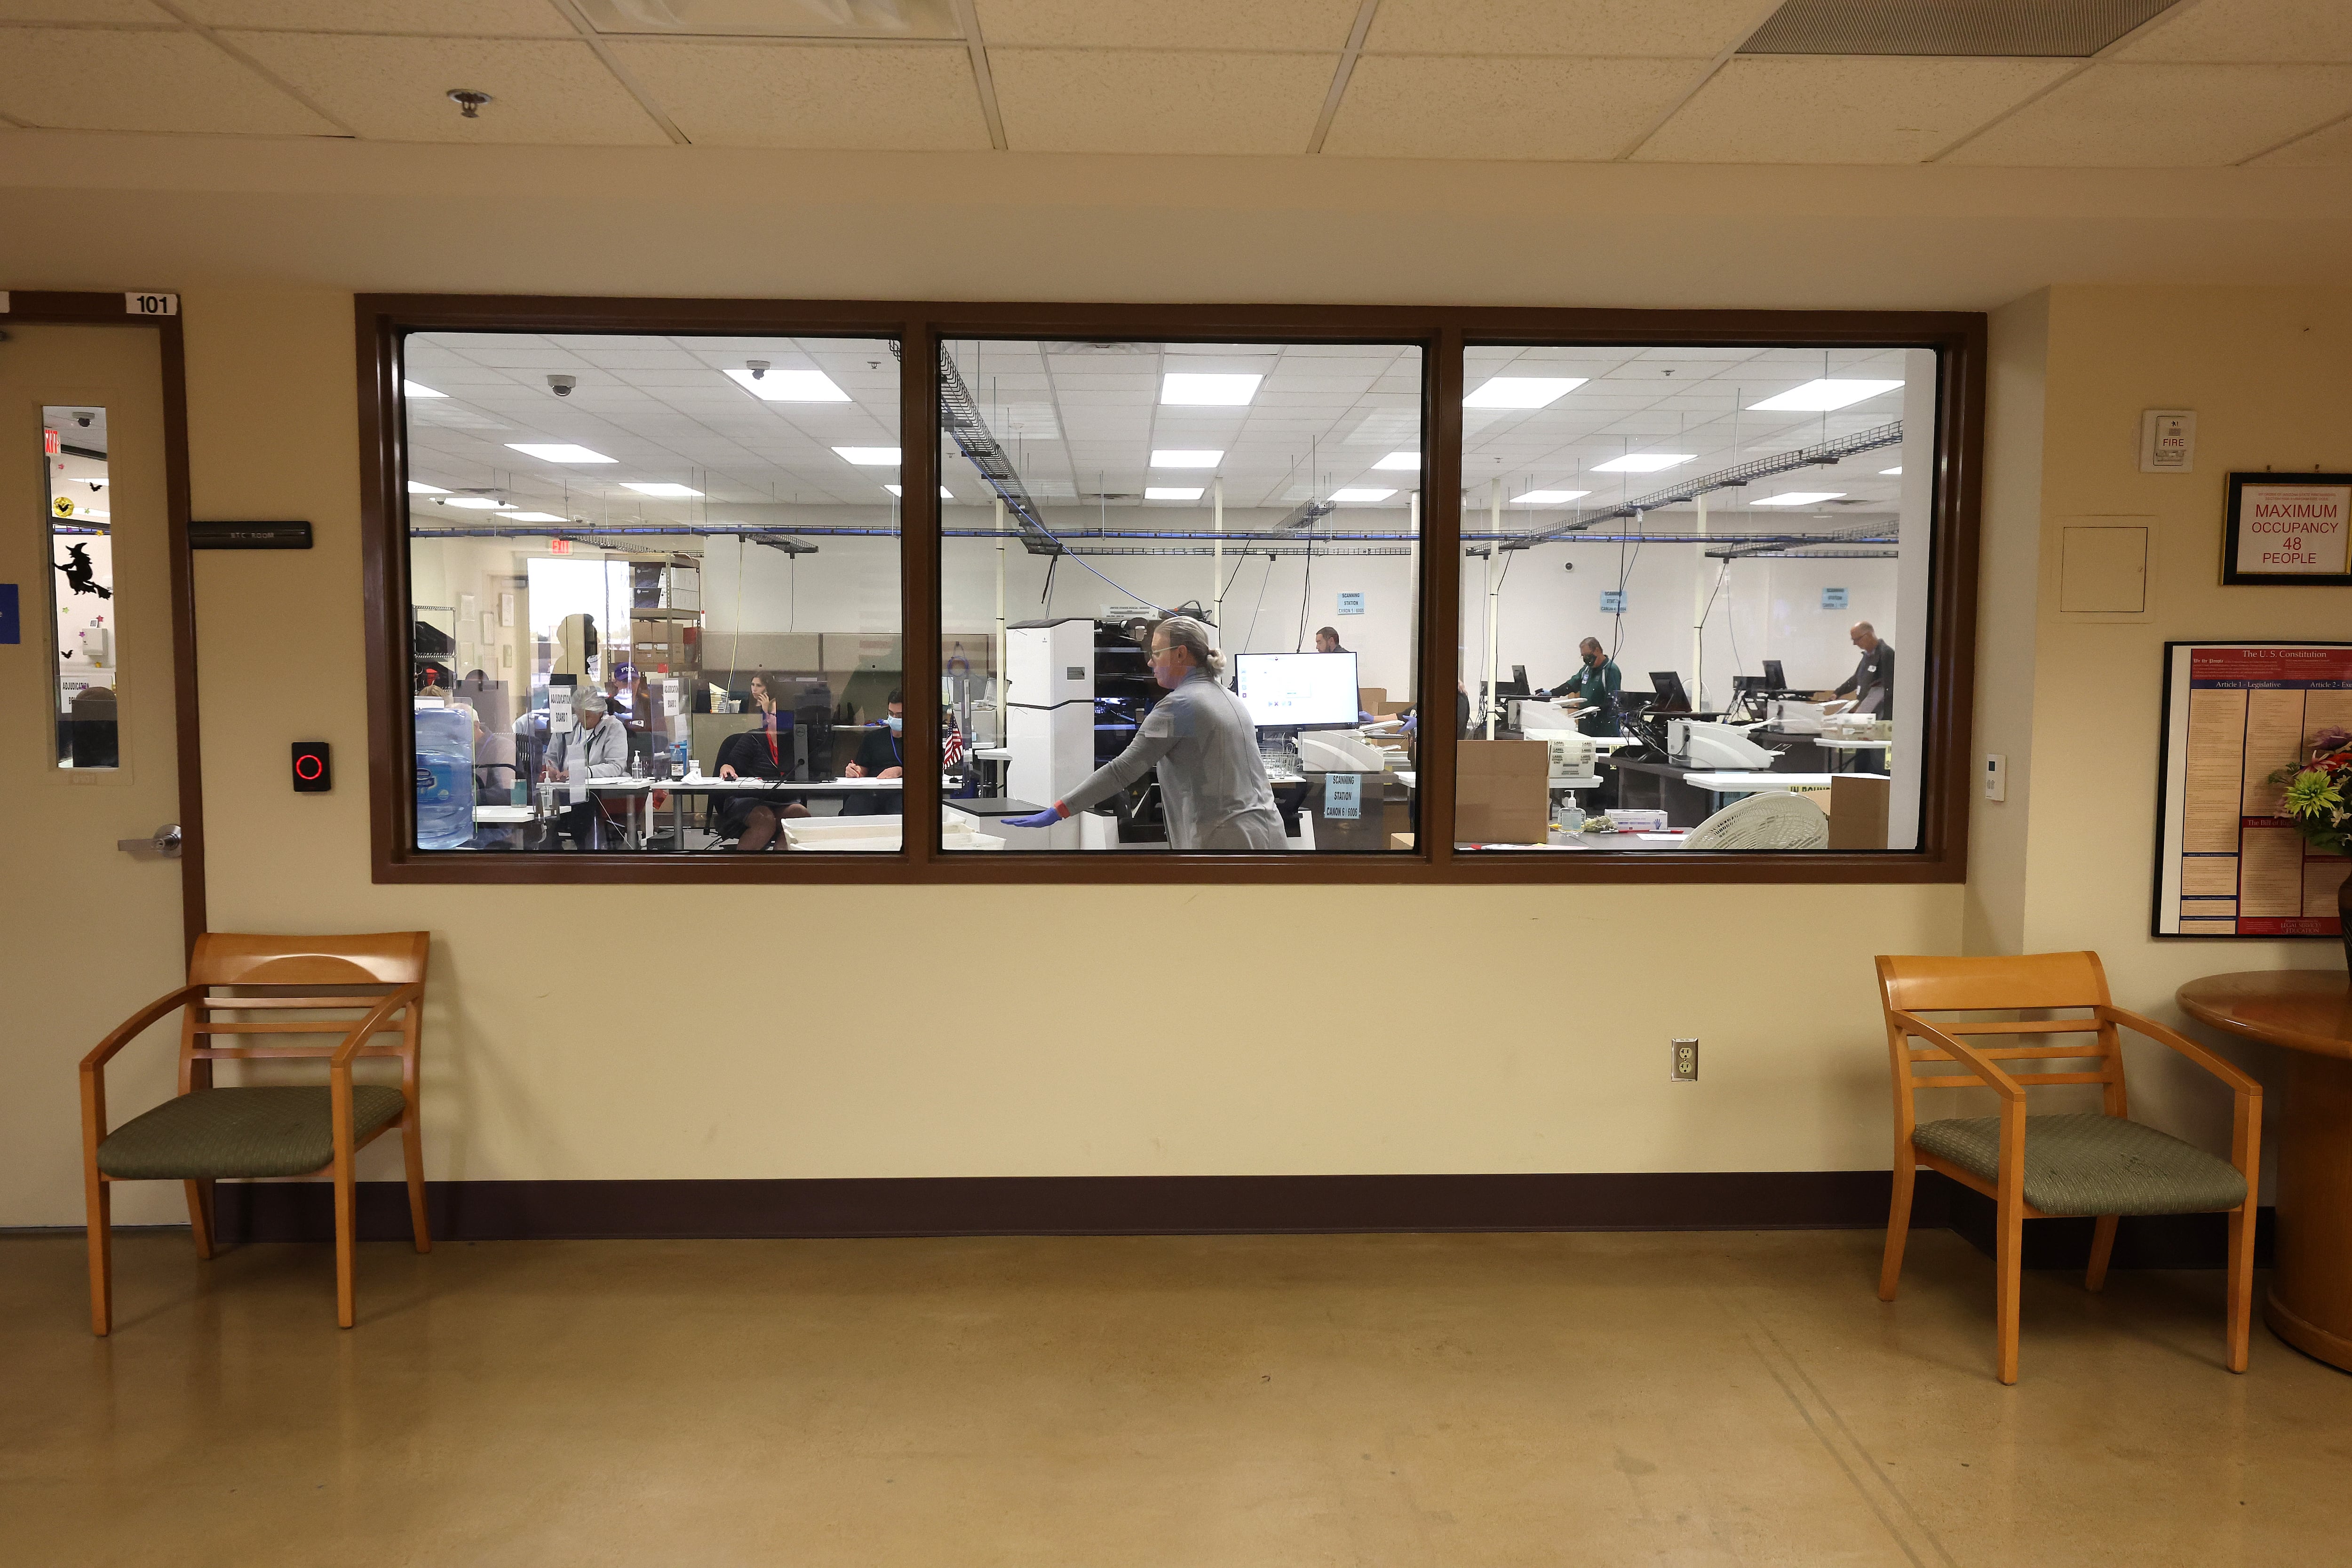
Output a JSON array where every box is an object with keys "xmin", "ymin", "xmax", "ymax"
[
  {"xmin": 1061, "ymin": 671, "xmax": 1286, "ymax": 851},
  {"xmin": 543, "ymin": 714, "xmax": 628, "ymax": 778}
]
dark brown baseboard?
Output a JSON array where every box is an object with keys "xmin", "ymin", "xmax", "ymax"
[{"xmin": 205, "ymin": 1169, "xmax": 1947, "ymax": 1245}]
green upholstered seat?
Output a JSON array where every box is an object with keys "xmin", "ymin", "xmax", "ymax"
[
  {"xmin": 95, "ymin": 1085, "xmax": 408, "ymax": 1181},
  {"xmin": 1913, "ymin": 1112, "xmax": 2246, "ymax": 1218}
]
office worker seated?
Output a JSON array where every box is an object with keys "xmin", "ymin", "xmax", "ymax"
[
  {"xmin": 712, "ymin": 670, "xmax": 810, "ymax": 852},
  {"xmin": 1314, "ymin": 625, "xmax": 1347, "ymax": 655},
  {"xmin": 839, "ymin": 688, "xmax": 905, "ymax": 816},
  {"xmin": 540, "ymin": 689, "xmax": 627, "ymax": 849},
  {"xmin": 1815, "ymin": 621, "xmax": 1896, "ymax": 718},
  {"xmin": 1539, "ymin": 637, "xmax": 1622, "ymax": 737},
  {"xmin": 1005, "ymin": 616, "xmax": 1285, "ymax": 850}
]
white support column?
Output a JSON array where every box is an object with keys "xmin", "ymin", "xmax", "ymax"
[
  {"xmin": 1692, "ymin": 490, "xmax": 1709, "ymax": 710},
  {"xmin": 1211, "ymin": 475, "xmax": 1224, "ymax": 624},
  {"xmin": 993, "ymin": 497, "xmax": 1006, "ymax": 713},
  {"xmin": 1484, "ymin": 479, "xmax": 1503, "ymax": 738}
]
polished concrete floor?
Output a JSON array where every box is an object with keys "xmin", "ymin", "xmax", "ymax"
[{"xmin": 6, "ymin": 1226, "xmax": 2350, "ymax": 1567}]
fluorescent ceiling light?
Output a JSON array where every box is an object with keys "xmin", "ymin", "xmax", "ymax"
[
  {"xmin": 883, "ymin": 485, "xmax": 954, "ymax": 498},
  {"xmin": 402, "ymin": 381, "xmax": 447, "ymax": 398},
  {"xmin": 1747, "ymin": 379, "xmax": 1903, "ymax": 412},
  {"xmin": 1752, "ymin": 491, "xmax": 1845, "ymax": 507},
  {"xmin": 1160, "ymin": 373, "xmax": 1261, "ymax": 406},
  {"xmin": 833, "ymin": 446, "xmax": 900, "ymax": 465},
  {"xmin": 1330, "ymin": 487, "xmax": 1396, "ymax": 503},
  {"xmin": 1880, "ymin": 466, "xmax": 1903, "ymax": 475},
  {"xmin": 1592, "ymin": 453, "xmax": 1693, "ymax": 473},
  {"xmin": 406, "ymin": 480, "xmax": 449, "ymax": 494},
  {"xmin": 723, "ymin": 367, "xmax": 850, "ymax": 402},
  {"xmin": 622, "ymin": 482, "xmax": 703, "ymax": 497},
  {"xmin": 1150, "ymin": 449, "xmax": 1223, "ymax": 468},
  {"xmin": 1513, "ymin": 488, "xmax": 1592, "ymax": 505},
  {"xmin": 1373, "ymin": 451, "xmax": 1421, "ymax": 471},
  {"xmin": 1463, "ymin": 376, "xmax": 1585, "ymax": 409},
  {"xmin": 501, "ymin": 511, "xmax": 568, "ymax": 523},
  {"xmin": 506, "ymin": 443, "xmax": 615, "ymax": 464},
  {"xmin": 442, "ymin": 497, "xmax": 511, "ymax": 510},
  {"xmin": 1144, "ymin": 486, "xmax": 1204, "ymax": 501}
]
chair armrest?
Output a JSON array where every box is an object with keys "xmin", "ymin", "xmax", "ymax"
[
  {"xmin": 1891, "ymin": 1010, "xmax": 2026, "ymax": 1102},
  {"xmin": 2096, "ymin": 1004, "xmax": 2265, "ymax": 1097},
  {"xmin": 330, "ymin": 984, "xmax": 423, "ymax": 1071},
  {"xmin": 79, "ymin": 984, "xmax": 207, "ymax": 1074}
]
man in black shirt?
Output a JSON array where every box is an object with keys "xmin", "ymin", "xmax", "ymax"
[
  {"xmin": 1819, "ymin": 622, "xmax": 1896, "ymax": 717},
  {"xmin": 841, "ymin": 689, "xmax": 905, "ymax": 814}
]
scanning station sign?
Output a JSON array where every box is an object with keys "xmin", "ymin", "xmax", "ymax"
[
  {"xmin": 2224, "ymin": 474, "xmax": 2352, "ymax": 585},
  {"xmin": 2156, "ymin": 643, "xmax": 2352, "ymax": 937}
]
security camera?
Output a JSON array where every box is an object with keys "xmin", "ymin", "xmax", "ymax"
[
  {"xmin": 548, "ymin": 374, "xmax": 577, "ymax": 397},
  {"xmin": 746, "ymin": 360, "xmax": 770, "ymax": 380},
  {"xmin": 75, "ymin": 411, "xmax": 95, "ymax": 427}
]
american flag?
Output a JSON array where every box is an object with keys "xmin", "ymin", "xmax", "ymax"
[{"xmin": 942, "ymin": 720, "xmax": 966, "ymax": 770}]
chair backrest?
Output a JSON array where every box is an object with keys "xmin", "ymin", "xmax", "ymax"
[
  {"xmin": 1875, "ymin": 952, "xmax": 2128, "ymax": 1137},
  {"xmin": 179, "ymin": 933, "xmax": 431, "ymax": 1093}
]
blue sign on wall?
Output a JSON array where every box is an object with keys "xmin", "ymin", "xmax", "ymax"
[
  {"xmin": 1336, "ymin": 591, "xmax": 1365, "ymax": 615},
  {"xmin": 1822, "ymin": 587, "xmax": 1849, "ymax": 610},
  {"xmin": 1599, "ymin": 589, "xmax": 1628, "ymax": 613},
  {"xmin": 0, "ymin": 583, "xmax": 18, "ymax": 645}
]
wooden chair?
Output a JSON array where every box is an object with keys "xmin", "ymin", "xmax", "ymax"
[
  {"xmin": 1876, "ymin": 952, "xmax": 2261, "ymax": 1384},
  {"xmin": 79, "ymin": 932, "xmax": 431, "ymax": 1333}
]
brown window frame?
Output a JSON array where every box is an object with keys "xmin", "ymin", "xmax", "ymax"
[{"xmin": 359, "ymin": 295, "xmax": 1981, "ymax": 886}]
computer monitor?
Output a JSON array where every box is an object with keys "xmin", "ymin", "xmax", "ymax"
[
  {"xmin": 1649, "ymin": 671, "xmax": 1692, "ymax": 712},
  {"xmin": 1498, "ymin": 663, "xmax": 1531, "ymax": 697},
  {"xmin": 1762, "ymin": 659, "xmax": 1787, "ymax": 690},
  {"xmin": 1234, "ymin": 652, "xmax": 1360, "ymax": 727}
]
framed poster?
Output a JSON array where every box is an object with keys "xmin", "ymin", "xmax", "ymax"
[
  {"xmin": 2154, "ymin": 642, "xmax": 2352, "ymax": 937},
  {"xmin": 2222, "ymin": 473, "xmax": 2352, "ymax": 585}
]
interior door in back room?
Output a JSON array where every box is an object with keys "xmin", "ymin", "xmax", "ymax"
[{"xmin": 0, "ymin": 322, "xmax": 194, "ymax": 1226}]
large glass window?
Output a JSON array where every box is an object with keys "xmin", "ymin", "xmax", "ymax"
[
  {"xmin": 45, "ymin": 406, "xmax": 116, "ymax": 769},
  {"xmin": 400, "ymin": 332, "xmax": 903, "ymax": 853},
  {"xmin": 936, "ymin": 339, "xmax": 1424, "ymax": 853},
  {"xmin": 1452, "ymin": 345, "xmax": 1935, "ymax": 854}
]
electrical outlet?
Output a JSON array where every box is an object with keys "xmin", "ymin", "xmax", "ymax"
[{"xmin": 1672, "ymin": 1038, "xmax": 1699, "ymax": 1082}]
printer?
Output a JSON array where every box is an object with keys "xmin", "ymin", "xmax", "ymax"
[{"xmin": 1668, "ymin": 718, "xmax": 1778, "ymax": 770}]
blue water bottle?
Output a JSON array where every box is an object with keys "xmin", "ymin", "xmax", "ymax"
[{"xmin": 414, "ymin": 704, "xmax": 476, "ymax": 850}]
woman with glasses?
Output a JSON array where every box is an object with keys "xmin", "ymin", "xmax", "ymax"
[{"xmin": 1005, "ymin": 615, "xmax": 1285, "ymax": 851}]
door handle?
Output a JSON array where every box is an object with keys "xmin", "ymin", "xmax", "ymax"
[{"xmin": 116, "ymin": 824, "xmax": 183, "ymax": 859}]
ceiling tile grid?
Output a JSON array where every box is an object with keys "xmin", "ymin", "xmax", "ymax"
[
  {"xmin": 1945, "ymin": 61, "xmax": 2352, "ymax": 167},
  {"xmin": 1365, "ymin": 0, "xmax": 1781, "ymax": 59},
  {"xmin": 2253, "ymin": 111, "xmax": 2352, "ymax": 165},
  {"xmin": 1324, "ymin": 54, "xmax": 1708, "ymax": 161},
  {"xmin": 987, "ymin": 47, "xmax": 1338, "ymax": 155},
  {"xmin": 974, "ymin": 0, "xmax": 1363, "ymax": 52},
  {"xmin": 178, "ymin": 0, "xmax": 575, "ymax": 36},
  {"xmin": 607, "ymin": 40, "xmax": 992, "ymax": 150},
  {"xmin": 1636, "ymin": 56, "xmax": 2074, "ymax": 164},
  {"xmin": 223, "ymin": 32, "xmax": 670, "ymax": 144},
  {"xmin": 0, "ymin": 27, "xmax": 338, "ymax": 135},
  {"xmin": 2115, "ymin": 0, "xmax": 2352, "ymax": 64}
]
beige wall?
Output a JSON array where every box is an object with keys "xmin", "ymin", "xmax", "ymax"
[
  {"xmin": 7, "ymin": 133, "xmax": 2350, "ymax": 1222},
  {"xmin": 1970, "ymin": 286, "xmax": 2352, "ymax": 1180}
]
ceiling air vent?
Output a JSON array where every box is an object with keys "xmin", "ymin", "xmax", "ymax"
[
  {"xmin": 1740, "ymin": 0, "xmax": 2181, "ymax": 58},
  {"xmin": 576, "ymin": 0, "xmax": 960, "ymax": 40}
]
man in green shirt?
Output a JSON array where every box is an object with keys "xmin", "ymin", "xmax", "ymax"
[{"xmin": 1542, "ymin": 637, "xmax": 1622, "ymax": 737}]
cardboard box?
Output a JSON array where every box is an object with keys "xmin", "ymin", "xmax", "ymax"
[
  {"xmin": 1390, "ymin": 831, "xmax": 1416, "ymax": 852},
  {"xmin": 1828, "ymin": 773, "xmax": 1890, "ymax": 850},
  {"xmin": 1358, "ymin": 686, "xmax": 1385, "ymax": 714},
  {"xmin": 1455, "ymin": 740, "xmax": 1550, "ymax": 844}
]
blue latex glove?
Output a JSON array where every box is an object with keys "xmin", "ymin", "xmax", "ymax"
[
  {"xmin": 1004, "ymin": 808, "xmax": 1063, "ymax": 829},
  {"xmin": 1357, "ymin": 709, "xmax": 1377, "ymax": 724},
  {"xmin": 1400, "ymin": 714, "xmax": 1418, "ymax": 735}
]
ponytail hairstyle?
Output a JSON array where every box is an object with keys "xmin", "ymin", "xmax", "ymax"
[{"xmin": 1152, "ymin": 615, "xmax": 1224, "ymax": 678}]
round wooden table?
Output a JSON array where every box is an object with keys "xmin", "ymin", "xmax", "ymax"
[{"xmin": 2178, "ymin": 970, "xmax": 2352, "ymax": 1372}]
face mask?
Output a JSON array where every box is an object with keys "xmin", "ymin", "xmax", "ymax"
[{"xmin": 886, "ymin": 716, "xmax": 903, "ymax": 733}]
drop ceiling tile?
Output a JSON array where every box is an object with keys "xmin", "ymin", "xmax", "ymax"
[
  {"xmin": 1945, "ymin": 62, "xmax": 2352, "ymax": 166},
  {"xmin": 610, "ymin": 41, "xmax": 989, "ymax": 149},
  {"xmin": 181, "ymin": 0, "xmax": 573, "ymax": 33},
  {"xmin": 2116, "ymin": 0, "xmax": 2352, "ymax": 63},
  {"xmin": 1366, "ymin": 0, "xmax": 1780, "ymax": 57},
  {"xmin": 1637, "ymin": 56, "xmax": 2071, "ymax": 163},
  {"xmin": 224, "ymin": 33, "xmax": 669, "ymax": 143},
  {"xmin": 1324, "ymin": 55, "xmax": 1704, "ymax": 160},
  {"xmin": 975, "ymin": 0, "xmax": 1359, "ymax": 50},
  {"xmin": 2253, "ymin": 112, "xmax": 2352, "ymax": 164},
  {"xmin": 990, "ymin": 48, "xmax": 1332, "ymax": 153},
  {"xmin": 0, "ymin": 28, "xmax": 335, "ymax": 134}
]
